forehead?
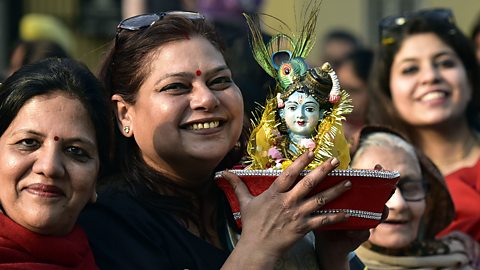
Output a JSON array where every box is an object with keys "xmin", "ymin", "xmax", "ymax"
[
  {"xmin": 395, "ymin": 33, "xmax": 453, "ymax": 59},
  {"xmin": 8, "ymin": 93, "xmax": 92, "ymax": 131},
  {"xmin": 285, "ymin": 92, "xmax": 317, "ymax": 103},
  {"xmin": 147, "ymin": 36, "xmax": 226, "ymax": 73}
]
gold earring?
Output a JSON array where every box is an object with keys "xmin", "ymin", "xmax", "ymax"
[{"xmin": 123, "ymin": 126, "xmax": 130, "ymax": 134}]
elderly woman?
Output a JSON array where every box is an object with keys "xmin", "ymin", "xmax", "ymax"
[{"xmin": 351, "ymin": 126, "xmax": 479, "ymax": 269}]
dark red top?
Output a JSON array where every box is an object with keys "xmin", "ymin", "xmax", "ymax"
[{"xmin": 0, "ymin": 214, "xmax": 99, "ymax": 269}]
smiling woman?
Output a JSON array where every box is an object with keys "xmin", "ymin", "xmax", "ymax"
[
  {"xmin": 367, "ymin": 8, "xmax": 480, "ymax": 242},
  {"xmin": 0, "ymin": 58, "xmax": 111, "ymax": 269}
]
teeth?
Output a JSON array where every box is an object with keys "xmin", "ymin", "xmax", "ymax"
[
  {"xmin": 189, "ymin": 121, "xmax": 220, "ymax": 130},
  {"xmin": 422, "ymin": 91, "xmax": 446, "ymax": 101}
]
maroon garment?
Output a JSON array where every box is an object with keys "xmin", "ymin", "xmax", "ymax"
[
  {"xmin": 437, "ymin": 158, "xmax": 480, "ymax": 242},
  {"xmin": 0, "ymin": 214, "xmax": 99, "ymax": 269}
]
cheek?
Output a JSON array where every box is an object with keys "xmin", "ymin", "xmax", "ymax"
[
  {"xmin": 70, "ymin": 162, "xmax": 99, "ymax": 195},
  {"xmin": 307, "ymin": 113, "xmax": 320, "ymax": 125}
]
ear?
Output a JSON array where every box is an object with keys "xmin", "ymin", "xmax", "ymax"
[{"xmin": 112, "ymin": 94, "xmax": 134, "ymax": 137}]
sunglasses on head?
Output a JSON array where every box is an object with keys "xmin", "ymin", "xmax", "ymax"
[
  {"xmin": 379, "ymin": 8, "xmax": 456, "ymax": 46},
  {"xmin": 115, "ymin": 11, "xmax": 205, "ymax": 40}
]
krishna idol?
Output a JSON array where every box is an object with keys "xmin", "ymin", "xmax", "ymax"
[{"xmin": 215, "ymin": 3, "xmax": 400, "ymax": 231}]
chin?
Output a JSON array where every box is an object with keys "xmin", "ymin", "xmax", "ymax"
[{"xmin": 371, "ymin": 236, "xmax": 413, "ymax": 249}]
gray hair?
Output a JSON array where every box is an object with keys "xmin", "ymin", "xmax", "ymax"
[{"xmin": 351, "ymin": 131, "xmax": 418, "ymax": 168}]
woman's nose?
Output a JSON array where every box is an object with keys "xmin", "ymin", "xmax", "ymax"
[
  {"xmin": 32, "ymin": 143, "xmax": 65, "ymax": 178},
  {"xmin": 386, "ymin": 188, "xmax": 408, "ymax": 209},
  {"xmin": 420, "ymin": 63, "xmax": 441, "ymax": 85},
  {"xmin": 190, "ymin": 84, "xmax": 220, "ymax": 111}
]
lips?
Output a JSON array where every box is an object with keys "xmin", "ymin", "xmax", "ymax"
[
  {"xmin": 296, "ymin": 121, "xmax": 306, "ymax": 126},
  {"xmin": 24, "ymin": 183, "xmax": 65, "ymax": 198}
]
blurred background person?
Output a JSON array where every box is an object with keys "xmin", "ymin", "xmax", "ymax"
[
  {"xmin": 7, "ymin": 40, "xmax": 69, "ymax": 76},
  {"xmin": 318, "ymin": 29, "xmax": 362, "ymax": 70},
  {"xmin": 471, "ymin": 11, "xmax": 480, "ymax": 63},
  {"xmin": 335, "ymin": 48, "xmax": 373, "ymax": 147},
  {"xmin": 368, "ymin": 8, "xmax": 480, "ymax": 241}
]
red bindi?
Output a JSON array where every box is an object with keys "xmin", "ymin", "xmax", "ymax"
[
  {"xmin": 54, "ymin": 136, "xmax": 59, "ymax": 141},
  {"xmin": 196, "ymin": 69, "xmax": 202, "ymax": 76}
]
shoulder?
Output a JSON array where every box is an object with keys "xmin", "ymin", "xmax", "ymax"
[{"xmin": 78, "ymin": 186, "xmax": 176, "ymax": 269}]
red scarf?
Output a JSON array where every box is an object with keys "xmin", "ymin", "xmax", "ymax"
[{"xmin": 0, "ymin": 214, "xmax": 99, "ymax": 269}]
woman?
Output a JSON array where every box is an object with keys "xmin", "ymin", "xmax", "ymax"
[
  {"xmin": 368, "ymin": 8, "xmax": 480, "ymax": 241},
  {"xmin": 79, "ymin": 11, "xmax": 368, "ymax": 270},
  {"xmin": 351, "ymin": 126, "xmax": 479, "ymax": 269},
  {"xmin": 0, "ymin": 58, "xmax": 111, "ymax": 269}
]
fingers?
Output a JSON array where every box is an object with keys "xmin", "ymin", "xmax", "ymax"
[
  {"xmin": 288, "ymin": 156, "xmax": 340, "ymax": 197},
  {"xmin": 271, "ymin": 151, "xmax": 316, "ymax": 193},
  {"xmin": 302, "ymin": 180, "xmax": 351, "ymax": 214},
  {"xmin": 307, "ymin": 212, "xmax": 349, "ymax": 228},
  {"xmin": 222, "ymin": 170, "xmax": 253, "ymax": 208},
  {"xmin": 381, "ymin": 206, "xmax": 389, "ymax": 221}
]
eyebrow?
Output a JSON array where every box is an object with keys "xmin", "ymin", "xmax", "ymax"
[
  {"xmin": 154, "ymin": 65, "xmax": 230, "ymax": 88},
  {"xmin": 398, "ymin": 51, "xmax": 454, "ymax": 64}
]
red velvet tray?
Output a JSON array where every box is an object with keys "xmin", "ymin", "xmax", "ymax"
[{"xmin": 215, "ymin": 169, "xmax": 400, "ymax": 230}]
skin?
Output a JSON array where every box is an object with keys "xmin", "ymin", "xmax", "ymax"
[
  {"xmin": 0, "ymin": 93, "xmax": 99, "ymax": 236},
  {"xmin": 390, "ymin": 33, "xmax": 471, "ymax": 129},
  {"xmin": 352, "ymin": 145, "xmax": 425, "ymax": 248}
]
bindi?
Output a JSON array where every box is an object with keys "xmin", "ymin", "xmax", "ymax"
[
  {"xmin": 196, "ymin": 69, "xmax": 202, "ymax": 76},
  {"xmin": 54, "ymin": 136, "xmax": 59, "ymax": 141}
]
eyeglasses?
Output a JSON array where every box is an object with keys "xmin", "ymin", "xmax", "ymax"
[
  {"xmin": 397, "ymin": 179, "xmax": 428, "ymax": 202},
  {"xmin": 379, "ymin": 8, "xmax": 456, "ymax": 46}
]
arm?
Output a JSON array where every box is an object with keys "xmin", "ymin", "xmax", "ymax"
[
  {"xmin": 221, "ymin": 152, "xmax": 352, "ymax": 269},
  {"xmin": 314, "ymin": 230, "xmax": 370, "ymax": 270}
]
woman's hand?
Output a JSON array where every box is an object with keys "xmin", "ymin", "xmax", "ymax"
[
  {"xmin": 315, "ymin": 230, "xmax": 370, "ymax": 270},
  {"xmin": 221, "ymin": 152, "xmax": 352, "ymax": 269}
]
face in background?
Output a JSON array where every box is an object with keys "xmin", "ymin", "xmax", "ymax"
[
  {"xmin": 0, "ymin": 93, "xmax": 99, "ymax": 236},
  {"xmin": 351, "ymin": 144, "xmax": 426, "ymax": 249},
  {"xmin": 281, "ymin": 91, "xmax": 322, "ymax": 138},
  {"xmin": 336, "ymin": 60, "xmax": 368, "ymax": 126},
  {"xmin": 113, "ymin": 36, "xmax": 243, "ymax": 182},
  {"xmin": 474, "ymin": 32, "xmax": 480, "ymax": 63},
  {"xmin": 389, "ymin": 33, "xmax": 472, "ymax": 128}
]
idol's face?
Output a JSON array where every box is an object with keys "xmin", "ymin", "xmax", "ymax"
[{"xmin": 281, "ymin": 91, "xmax": 322, "ymax": 137}]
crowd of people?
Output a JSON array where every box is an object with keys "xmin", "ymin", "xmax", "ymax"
[{"xmin": 0, "ymin": 2, "xmax": 479, "ymax": 270}]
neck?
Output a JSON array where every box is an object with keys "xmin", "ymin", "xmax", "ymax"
[{"xmin": 412, "ymin": 121, "xmax": 480, "ymax": 175}]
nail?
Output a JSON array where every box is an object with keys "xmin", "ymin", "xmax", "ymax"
[
  {"xmin": 307, "ymin": 151, "xmax": 314, "ymax": 159},
  {"xmin": 344, "ymin": 180, "xmax": 352, "ymax": 188},
  {"xmin": 330, "ymin": 157, "xmax": 339, "ymax": 167}
]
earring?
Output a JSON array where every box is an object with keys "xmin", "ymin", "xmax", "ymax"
[{"xmin": 123, "ymin": 126, "xmax": 130, "ymax": 134}]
